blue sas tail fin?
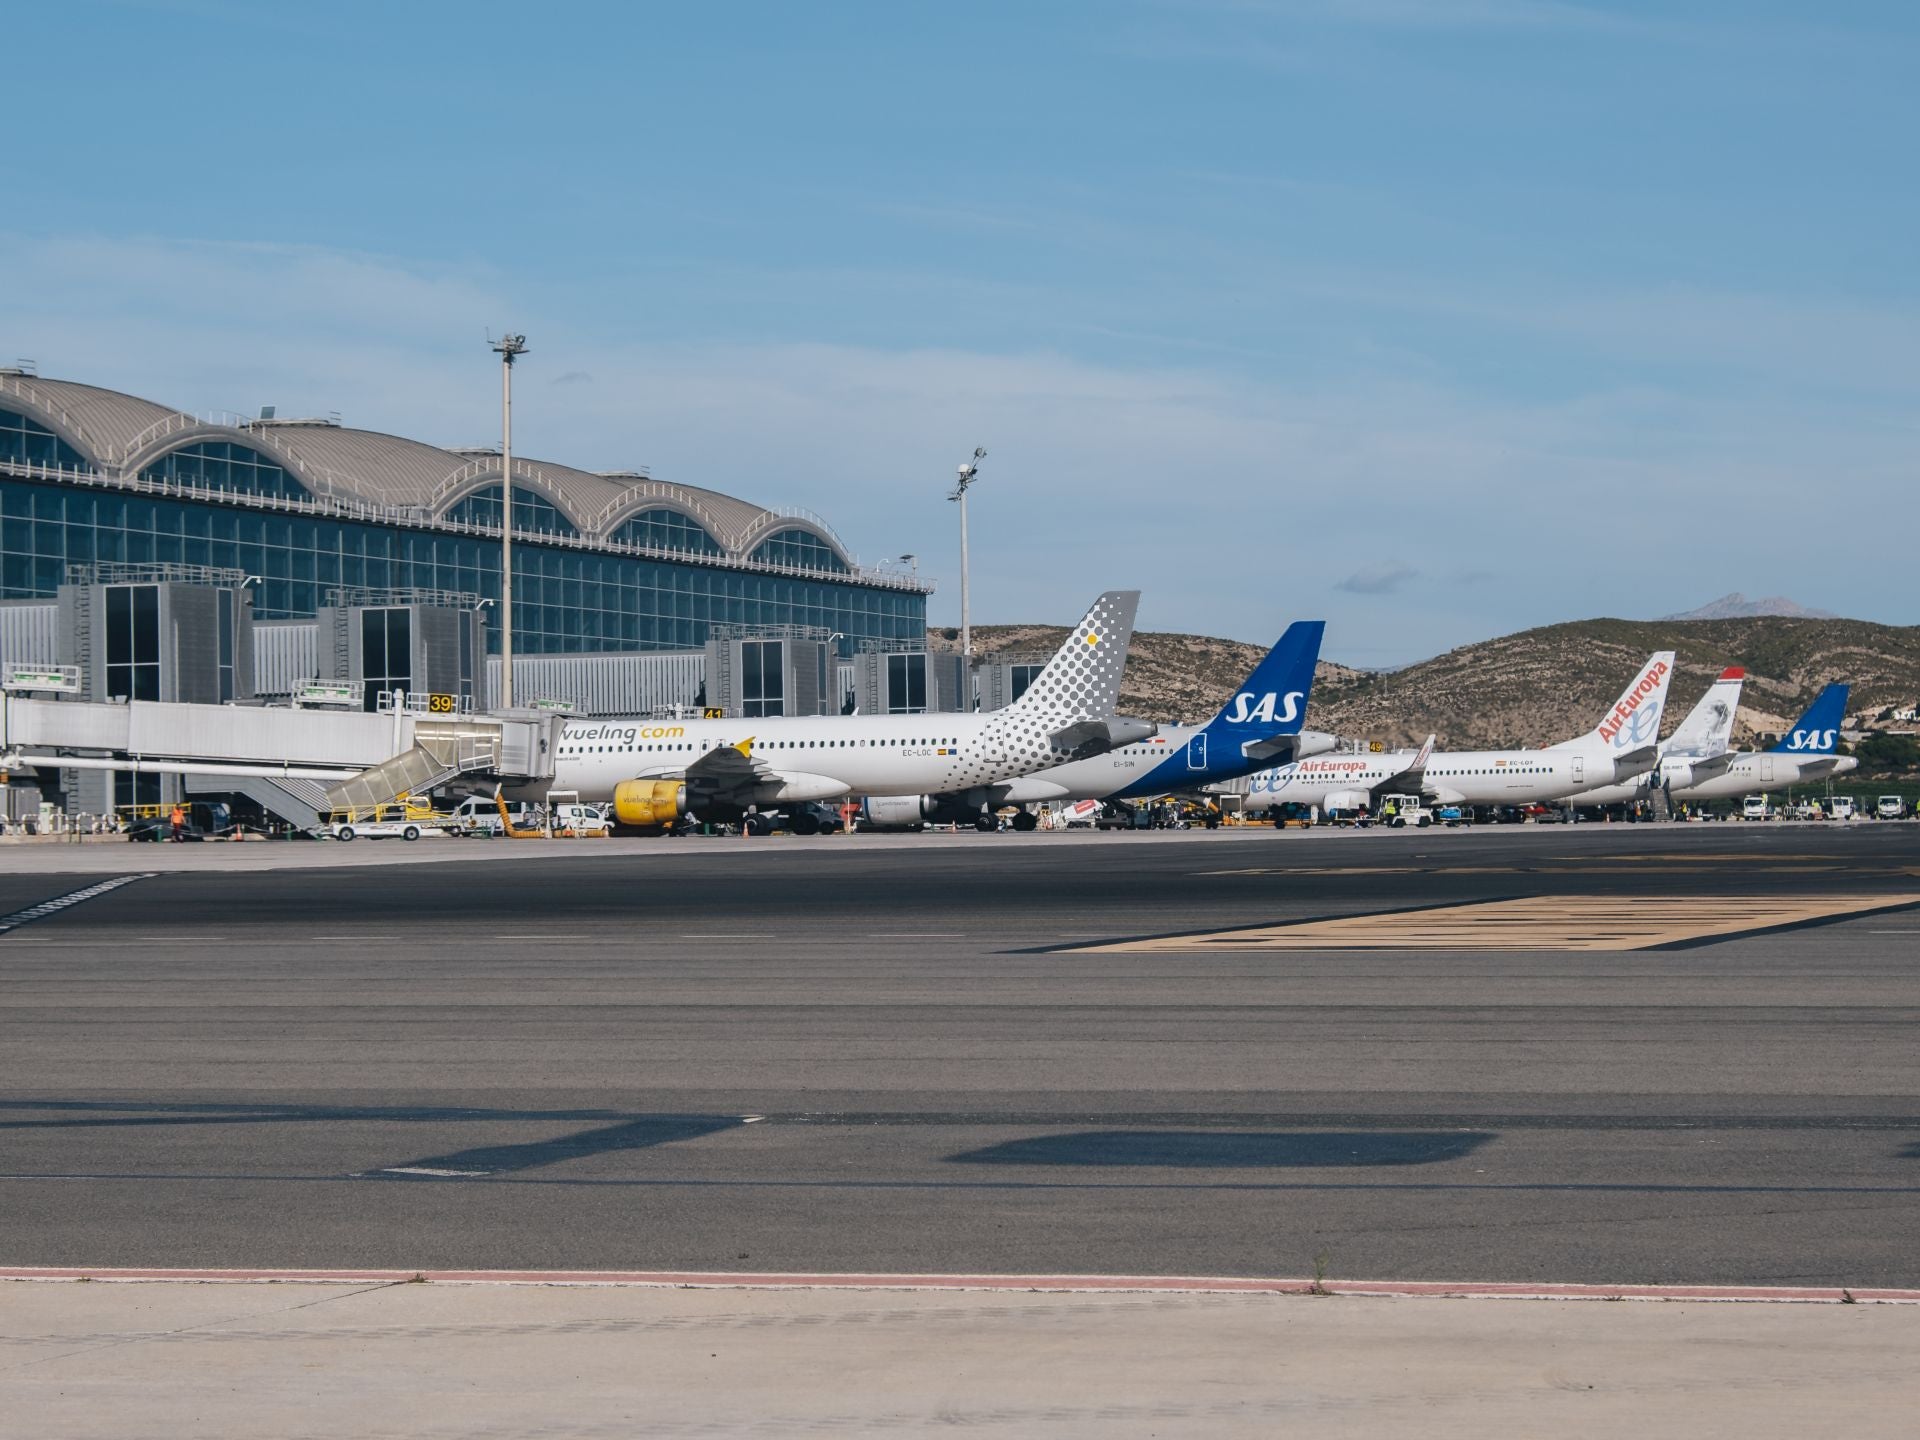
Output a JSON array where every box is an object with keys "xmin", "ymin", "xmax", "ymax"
[
  {"xmin": 1771, "ymin": 683, "xmax": 1849, "ymax": 754},
  {"xmin": 1207, "ymin": 621, "xmax": 1325, "ymax": 735}
]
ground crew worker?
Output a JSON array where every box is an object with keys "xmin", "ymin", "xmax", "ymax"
[{"xmin": 169, "ymin": 802, "xmax": 185, "ymax": 842}]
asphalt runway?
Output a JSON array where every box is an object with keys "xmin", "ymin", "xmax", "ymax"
[{"xmin": 3, "ymin": 822, "xmax": 1918, "ymax": 1286}]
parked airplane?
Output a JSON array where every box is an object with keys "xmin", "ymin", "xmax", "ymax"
[
  {"xmin": 1667, "ymin": 683, "xmax": 1856, "ymax": 803},
  {"xmin": 1241, "ymin": 652, "xmax": 1677, "ymax": 819},
  {"xmin": 524, "ymin": 590, "xmax": 1154, "ymax": 832},
  {"xmin": 1561, "ymin": 667, "xmax": 1746, "ymax": 808},
  {"xmin": 859, "ymin": 620, "xmax": 1337, "ymax": 831}
]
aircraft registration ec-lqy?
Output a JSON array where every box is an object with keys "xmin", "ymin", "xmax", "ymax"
[
  {"xmin": 1240, "ymin": 651, "xmax": 1677, "ymax": 816},
  {"xmin": 511, "ymin": 591, "xmax": 1154, "ymax": 832}
]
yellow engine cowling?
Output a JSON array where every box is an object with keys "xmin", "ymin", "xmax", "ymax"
[{"xmin": 612, "ymin": 779, "xmax": 689, "ymax": 829}]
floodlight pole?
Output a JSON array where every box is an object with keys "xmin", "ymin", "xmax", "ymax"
[
  {"xmin": 491, "ymin": 334, "xmax": 528, "ymax": 708},
  {"xmin": 949, "ymin": 448, "xmax": 985, "ymax": 709}
]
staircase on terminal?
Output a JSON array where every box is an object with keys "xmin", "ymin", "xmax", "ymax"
[{"xmin": 323, "ymin": 726, "xmax": 499, "ymax": 817}]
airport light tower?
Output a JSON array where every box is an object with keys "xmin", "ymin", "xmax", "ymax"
[
  {"xmin": 948, "ymin": 447, "xmax": 986, "ymax": 709},
  {"xmin": 490, "ymin": 333, "xmax": 528, "ymax": 708}
]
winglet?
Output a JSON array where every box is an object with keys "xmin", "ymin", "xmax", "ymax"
[{"xmin": 735, "ymin": 737, "xmax": 754, "ymax": 759}]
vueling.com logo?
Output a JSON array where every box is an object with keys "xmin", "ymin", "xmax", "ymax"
[
  {"xmin": 1224, "ymin": 690, "xmax": 1305, "ymax": 726},
  {"xmin": 1597, "ymin": 660, "xmax": 1670, "ymax": 748}
]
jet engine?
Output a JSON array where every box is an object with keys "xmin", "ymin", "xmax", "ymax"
[
  {"xmin": 612, "ymin": 779, "xmax": 691, "ymax": 830},
  {"xmin": 858, "ymin": 794, "xmax": 987, "ymax": 831}
]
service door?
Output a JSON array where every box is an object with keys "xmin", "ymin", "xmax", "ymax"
[
  {"xmin": 1187, "ymin": 733, "xmax": 1208, "ymax": 772},
  {"xmin": 1571, "ymin": 755, "xmax": 1584, "ymax": 785},
  {"xmin": 1760, "ymin": 757, "xmax": 1775, "ymax": 783}
]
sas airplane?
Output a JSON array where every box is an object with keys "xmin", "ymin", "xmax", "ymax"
[
  {"xmin": 1242, "ymin": 651, "xmax": 1677, "ymax": 818},
  {"xmin": 526, "ymin": 590, "xmax": 1155, "ymax": 833},
  {"xmin": 859, "ymin": 620, "xmax": 1338, "ymax": 831},
  {"xmin": 1562, "ymin": 667, "xmax": 1746, "ymax": 808},
  {"xmin": 1666, "ymin": 683, "xmax": 1855, "ymax": 803}
]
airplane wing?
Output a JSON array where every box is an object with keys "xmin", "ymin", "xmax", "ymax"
[
  {"xmin": 1242, "ymin": 728, "xmax": 1338, "ymax": 764},
  {"xmin": 1373, "ymin": 734, "xmax": 1435, "ymax": 800},
  {"xmin": 682, "ymin": 738, "xmax": 771, "ymax": 806}
]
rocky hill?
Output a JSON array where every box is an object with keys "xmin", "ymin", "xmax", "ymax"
[{"xmin": 937, "ymin": 616, "xmax": 1920, "ymax": 749}]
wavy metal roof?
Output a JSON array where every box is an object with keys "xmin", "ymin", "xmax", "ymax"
[{"xmin": 1, "ymin": 374, "xmax": 889, "ymax": 579}]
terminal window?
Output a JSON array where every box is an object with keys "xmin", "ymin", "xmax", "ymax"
[
  {"xmin": 104, "ymin": 583, "xmax": 161, "ymax": 702},
  {"xmin": 887, "ymin": 653, "xmax": 929, "ymax": 714},
  {"xmin": 361, "ymin": 607, "xmax": 412, "ymax": 709},
  {"xmin": 741, "ymin": 640, "xmax": 785, "ymax": 718},
  {"xmin": 1010, "ymin": 663, "xmax": 1044, "ymax": 703}
]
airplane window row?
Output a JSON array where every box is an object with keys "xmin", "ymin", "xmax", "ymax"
[{"xmin": 559, "ymin": 736, "xmax": 960, "ymax": 755}]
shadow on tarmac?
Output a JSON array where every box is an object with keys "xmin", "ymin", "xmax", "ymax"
[{"xmin": 947, "ymin": 1130, "xmax": 1496, "ymax": 1169}]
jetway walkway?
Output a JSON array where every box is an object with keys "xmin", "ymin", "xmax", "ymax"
[{"xmin": 1, "ymin": 693, "xmax": 560, "ymax": 827}]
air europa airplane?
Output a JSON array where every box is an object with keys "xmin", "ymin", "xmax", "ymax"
[
  {"xmin": 1241, "ymin": 652, "xmax": 1677, "ymax": 817},
  {"xmin": 1564, "ymin": 667, "xmax": 1746, "ymax": 807},
  {"xmin": 859, "ymin": 620, "xmax": 1336, "ymax": 831},
  {"xmin": 521, "ymin": 590, "xmax": 1155, "ymax": 832}
]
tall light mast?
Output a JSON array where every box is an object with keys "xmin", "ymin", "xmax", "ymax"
[
  {"xmin": 948, "ymin": 446, "xmax": 986, "ymax": 709},
  {"xmin": 490, "ymin": 333, "xmax": 528, "ymax": 708}
]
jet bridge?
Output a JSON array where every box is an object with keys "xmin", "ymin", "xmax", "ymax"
[{"xmin": 0, "ymin": 693, "xmax": 560, "ymax": 828}]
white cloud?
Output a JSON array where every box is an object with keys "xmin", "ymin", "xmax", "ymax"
[{"xmin": 3, "ymin": 230, "xmax": 1911, "ymax": 663}]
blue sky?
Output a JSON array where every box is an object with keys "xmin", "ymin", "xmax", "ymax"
[{"xmin": 6, "ymin": 0, "xmax": 1915, "ymax": 663}]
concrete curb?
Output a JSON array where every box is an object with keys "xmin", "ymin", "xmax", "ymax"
[{"xmin": 4, "ymin": 1266, "xmax": 1917, "ymax": 1303}]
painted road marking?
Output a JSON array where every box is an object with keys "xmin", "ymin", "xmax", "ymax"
[
  {"xmin": 1074, "ymin": 894, "xmax": 1920, "ymax": 953},
  {"xmin": 0, "ymin": 874, "xmax": 154, "ymax": 937},
  {"xmin": 0, "ymin": 1266, "xmax": 1915, "ymax": 1303}
]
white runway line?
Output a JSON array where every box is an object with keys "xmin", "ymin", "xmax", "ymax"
[{"xmin": 0, "ymin": 873, "xmax": 154, "ymax": 937}]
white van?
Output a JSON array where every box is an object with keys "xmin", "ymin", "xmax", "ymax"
[
  {"xmin": 450, "ymin": 796, "xmax": 539, "ymax": 836},
  {"xmin": 1828, "ymin": 796, "xmax": 1856, "ymax": 821},
  {"xmin": 1741, "ymin": 795, "xmax": 1772, "ymax": 821},
  {"xmin": 1877, "ymin": 795, "xmax": 1909, "ymax": 820}
]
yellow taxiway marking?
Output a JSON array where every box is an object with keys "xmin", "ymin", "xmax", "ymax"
[{"xmin": 1082, "ymin": 894, "xmax": 1920, "ymax": 953}]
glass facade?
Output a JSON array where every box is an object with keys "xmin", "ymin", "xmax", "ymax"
[
  {"xmin": 751, "ymin": 527, "xmax": 849, "ymax": 573},
  {"xmin": 0, "ymin": 468, "xmax": 925, "ymax": 656},
  {"xmin": 138, "ymin": 441, "xmax": 310, "ymax": 503},
  {"xmin": 440, "ymin": 483, "xmax": 579, "ymax": 537},
  {"xmin": 1, "ymin": 410, "xmax": 89, "ymax": 471},
  {"xmin": 611, "ymin": 507, "xmax": 723, "ymax": 556}
]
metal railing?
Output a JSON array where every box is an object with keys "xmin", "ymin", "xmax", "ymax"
[{"xmin": 1, "ymin": 456, "xmax": 933, "ymax": 593}]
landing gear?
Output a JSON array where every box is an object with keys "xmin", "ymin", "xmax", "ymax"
[
  {"xmin": 790, "ymin": 811, "xmax": 822, "ymax": 836},
  {"xmin": 1010, "ymin": 810, "xmax": 1038, "ymax": 832},
  {"xmin": 744, "ymin": 813, "xmax": 775, "ymax": 837},
  {"xmin": 974, "ymin": 814, "xmax": 997, "ymax": 832}
]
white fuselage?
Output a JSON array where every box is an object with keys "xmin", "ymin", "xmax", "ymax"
[
  {"xmin": 1672, "ymin": 751, "xmax": 1857, "ymax": 801},
  {"xmin": 1246, "ymin": 747, "xmax": 1605, "ymax": 812},
  {"xmin": 523, "ymin": 711, "xmax": 1100, "ymax": 807}
]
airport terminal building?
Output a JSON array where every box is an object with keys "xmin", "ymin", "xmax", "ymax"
[
  {"xmin": 0, "ymin": 369, "xmax": 951, "ymax": 821},
  {"xmin": 0, "ymin": 370, "xmax": 929, "ymax": 660}
]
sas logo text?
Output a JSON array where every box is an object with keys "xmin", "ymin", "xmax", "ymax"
[
  {"xmin": 1784, "ymin": 728, "xmax": 1837, "ymax": 752},
  {"xmin": 1224, "ymin": 690, "xmax": 1305, "ymax": 726}
]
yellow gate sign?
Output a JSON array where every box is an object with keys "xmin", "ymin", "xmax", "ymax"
[{"xmin": 427, "ymin": 692, "xmax": 458, "ymax": 714}]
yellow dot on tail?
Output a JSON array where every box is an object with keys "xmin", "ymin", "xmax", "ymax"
[{"xmin": 1085, "ymin": 632, "xmax": 1100, "ymax": 646}]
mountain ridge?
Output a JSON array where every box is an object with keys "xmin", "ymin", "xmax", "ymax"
[{"xmin": 935, "ymin": 615, "xmax": 1920, "ymax": 748}]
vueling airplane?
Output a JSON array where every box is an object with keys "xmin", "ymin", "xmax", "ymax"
[
  {"xmin": 1667, "ymin": 683, "xmax": 1855, "ymax": 802},
  {"xmin": 1562, "ymin": 667, "xmax": 1746, "ymax": 808},
  {"xmin": 525, "ymin": 591, "xmax": 1154, "ymax": 832},
  {"xmin": 859, "ymin": 620, "xmax": 1335, "ymax": 830},
  {"xmin": 1241, "ymin": 652, "xmax": 1677, "ymax": 818}
]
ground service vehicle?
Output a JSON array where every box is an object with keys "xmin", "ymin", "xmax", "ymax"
[
  {"xmin": 1742, "ymin": 795, "xmax": 1772, "ymax": 821},
  {"xmin": 327, "ymin": 805, "xmax": 439, "ymax": 842},
  {"xmin": 1829, "ymin": 797, "xmax": 1856, "ymax": 820},
  {"xmin": 1878, "ymin": 795, "xmax": 1908, "ymax": 819}
]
